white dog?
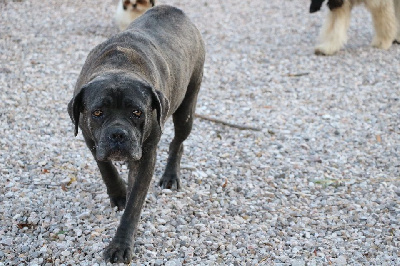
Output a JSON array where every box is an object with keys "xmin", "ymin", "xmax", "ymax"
[
  {"xmin": 310, "ymin": 0, "xmax": 400, "ymax": 55},
  {"xmin": 115, "ymin": 0, "xmax": 155, "ymax": 31}
]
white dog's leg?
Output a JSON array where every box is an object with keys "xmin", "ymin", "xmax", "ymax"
[
  {"xmin": 394, "ymin": 0, "xmax": 400, "ymax": 42},
  {"xmin": 365, "ymin": 0, "xmax": 397, "ymax": 49},
  {"xmin": 315, "ymin": 0, "xmax": 353, "ymax": 55}
]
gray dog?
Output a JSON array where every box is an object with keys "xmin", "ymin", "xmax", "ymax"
[{"xmin": 68, "ymin": 5, "xmax": 205, "ymax": 263}]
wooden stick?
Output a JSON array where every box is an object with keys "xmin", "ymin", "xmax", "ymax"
[
  {"xmin": 195, "ymin": 114, "xmax": 262, "ymax": 131},
  {"xmin": 287, "ymin": 72, "xmax": 309, "ymax": 77}
]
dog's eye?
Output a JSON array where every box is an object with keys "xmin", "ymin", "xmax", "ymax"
[
  {"xmin": 132, "ymin": 110, "xmax": 142, "ymax": 118},
  {"xmin": 92, "ymin": 110, "xmax": 103, "ymax": 117}
]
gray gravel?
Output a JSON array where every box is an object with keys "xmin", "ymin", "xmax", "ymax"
[{"xmin": 1, "ymin": 0, "xmax": 400, "ymax": 265}]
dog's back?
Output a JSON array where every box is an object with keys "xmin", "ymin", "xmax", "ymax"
[
  {"xmin": 76, "ymin": 5, "xmax": 205, "ymax": 115},
  {"xmin": 126, "ymin": 4, "xmax": 205, "ymax": 73}
]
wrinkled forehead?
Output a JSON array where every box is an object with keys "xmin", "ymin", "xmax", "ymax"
[{"xmin": 84, "ymin": 75, "xmax": 151, "ymax": 109}]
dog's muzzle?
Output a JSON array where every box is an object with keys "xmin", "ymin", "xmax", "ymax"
[{"xmin": 96, "ymin": 127, "xmax": 141, "ymax": 161}]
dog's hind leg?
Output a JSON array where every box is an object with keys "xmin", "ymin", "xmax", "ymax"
[
  {"xmin": 394, "ymin": 0, "xmax": 400, "ymax": 43},
  {"xmin": 159, "ymin": 74, "xmax": 202, "ymax": 190},
  {"xmin": 315, "ymin": 0, "xmax": 352, "ymax": 55},
  {"xmin": 366, "ymin": 0, "xmax": 397, "ymax": 49}
]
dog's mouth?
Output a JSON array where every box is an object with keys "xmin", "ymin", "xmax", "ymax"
[
  {"xmin": 96, "ymin": 142, "xmax": 142, "ymax": 162},
  {"xmin": 107, "ymin": 148, "xmax": 130, "ymax": 161}
]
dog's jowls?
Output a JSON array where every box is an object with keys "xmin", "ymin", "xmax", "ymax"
[
  {"xmin": 68, "ymin": 5, "xmax": 205, "ymax": 263},
  {"xmin": 310, "ymin": 0, "xmax": 400, "ymax": 55},
  {"xmin": 115, "ymin": 0, "xmax": 155, "ymax": 31}
]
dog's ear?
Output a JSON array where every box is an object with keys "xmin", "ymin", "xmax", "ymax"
[
  {"xmin": 150, "ymin": 88, "xmax": 169, "ymax": 131},
  {"xmin": 310, "ymin": 0, "xmax": 325, "ymax": 13},
  {"xmin": 67, "ymin": 87, "xmax": 85, "ymax": 137}
]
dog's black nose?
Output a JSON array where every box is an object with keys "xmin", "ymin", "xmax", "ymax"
[{"xmin": 110, "ymin": 129, "xmax": 128, "ymax": 143}]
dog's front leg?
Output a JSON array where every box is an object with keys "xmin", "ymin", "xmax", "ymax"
[
  {"xmin": 366, "ymin": 0, "xmax": 397, "ymax": 50},
  {"xmin": 104, "ymin": 143, "xmax": 158, "ymax": 263},
  {"xmin": 314, "ymin": 0, "xmax": 352, "ymax": 55}
]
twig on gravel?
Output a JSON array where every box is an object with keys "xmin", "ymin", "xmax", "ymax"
[
  {"xmin": 287, "ymin": 72, "xmax": 310, "ymax": 77},
  {"xmin": 256, "ymin": 257, "xmax": 269, "ymax": 266},
  {"xmin": 195, "ymin": 114, "xmax": 262, "ymax": 131},
  {"xmin": 22, "ymin": 183, "xmax": 58, "ymax": 187}
]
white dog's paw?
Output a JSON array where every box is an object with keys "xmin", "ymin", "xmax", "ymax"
[
  {"xmin": 371, "ymin": 36, "xmax": 393, "ymax": 50},
  {"xmin": 314, "ymin": 44, "xmax": 339, "ymax": 56}
]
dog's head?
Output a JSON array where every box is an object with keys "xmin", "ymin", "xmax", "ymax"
[
  {"xmin": 68, "ymin": 73, "xmax": 169, "ymax": 162},
  {"xmin": 123, "ymin": 0, "xmax": 155, "ymax": 12},
  {"xmin": 116, "ymin": 0, "xmax": 156, "ymax": 31}
]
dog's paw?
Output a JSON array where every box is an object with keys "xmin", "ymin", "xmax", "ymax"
[
  {"xmin": 109, "ymin": 195, "xmax": 126, "ymax": 211},
  {"xmin": 371, "ymin": 37, "xmax": 393, "ymax": 50},
  {"xmin": 314, "ymin": 47, "xmax": 332, "ymax": 56},
  {"xmin": 104, "ymin": 241, "xmax": 133, "ymax": 264},
  {"xmin": 314, "ymin": 48, "xmax": 328, "ymax": 56},
  {"xmin": 159, "ymin": 174, "xmax": 181, "ymax": 190},
  {"xmin": 314, "ymin": 44, "xmax": 338, "ymax": 56}
]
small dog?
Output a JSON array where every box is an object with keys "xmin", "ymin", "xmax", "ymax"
[
  {"xmin": 310, "ymin": 0, "xmax": 400, "ymax": 55},
  {"xmin": 115, "ymin": 0, "xmax": 155, "ymax": 31},
  {"xmin": 68, "ymin": 5, "xmax": 205, "ymax": 263}
]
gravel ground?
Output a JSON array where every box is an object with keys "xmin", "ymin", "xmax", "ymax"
[{"xmin": 1, "ymin": 0, "xmax": 400, "ymax": 265}]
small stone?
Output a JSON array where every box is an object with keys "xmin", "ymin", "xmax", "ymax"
[
  {"xmin": 335, "ymin": 255, "xmax": 347, "ymax": 266},
  {"xmin": 61, "ymin": 250, "xmax": 70, "ymax": 257}
]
